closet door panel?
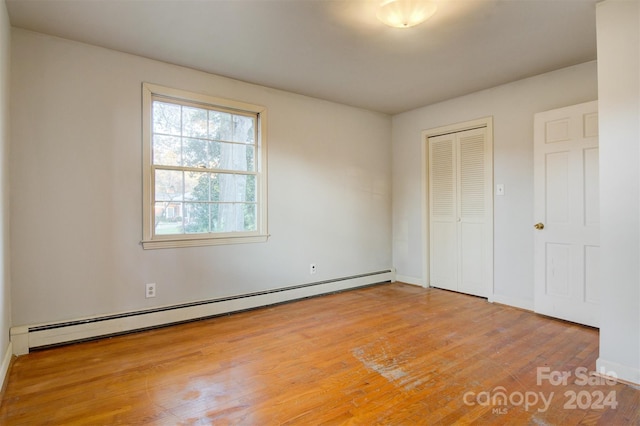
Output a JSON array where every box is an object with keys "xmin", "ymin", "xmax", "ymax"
[
  {"xmin": 430, "ymin": 222, "xmax": 457, "ymax": 290},
  {"xmin": 458, "ymin": 128, "xmax": 488, "ymax": 296},
  {"xmin": 429, "ymin": 134, "xmax": 457, "ymax": 291},
  {"xmin": 458, "ymin": 129, "xmax": 486, "ymax": 220},
  {"xmin": 459, "ymin": 222, "xmax": 485, "ymax": 295}
]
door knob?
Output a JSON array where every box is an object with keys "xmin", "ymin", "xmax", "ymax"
[{"xmin": 534, "ymin": 223, "xmax": 544, "ymax": 230}]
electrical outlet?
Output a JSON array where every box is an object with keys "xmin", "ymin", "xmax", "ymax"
[
  {"xmin": 310, "ymin": 263, "xmax": 317, "ymax": 275},
  {"xmin": 145, "ymin": 283, "xmax": 156, "ymax": 298}
]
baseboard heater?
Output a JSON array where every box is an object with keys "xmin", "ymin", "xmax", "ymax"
[{"xmin": 10, "ymin": 270, "xmax": 394, "ymax": 355}]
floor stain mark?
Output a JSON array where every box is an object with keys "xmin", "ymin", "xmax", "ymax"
[{"xmin": 352, "ymin": 337, "xmax": 422, "ymax": 391}]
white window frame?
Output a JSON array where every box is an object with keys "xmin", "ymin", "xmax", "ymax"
[{"xmin": 141, "ymin": 83, "xmax": 268, "ymax": 249}]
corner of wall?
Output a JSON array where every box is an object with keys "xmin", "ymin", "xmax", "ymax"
[
  {"xmin": 394, "ymin": 275, "xmax": 425, "ymax": 287},
  {"xmin": 0, "ymin": 0, "xmax": 12, "ymax": 391}
]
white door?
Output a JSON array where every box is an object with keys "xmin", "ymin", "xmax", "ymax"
[
  {"xmin": 428, "ymin": 126, "xmax": 492, "ymax": 298},
  {"xmin": 533, "ymin": 101, "xmax": 599, "ymax": 327}
]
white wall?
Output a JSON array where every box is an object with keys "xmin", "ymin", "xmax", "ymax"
[
  {"xmin": 0, "ymin": 0, "xmax": 11, "ymax": 362},
  {"xmin": 596, "ymin": 0, "xmax": 640, "ymax": 385},
  {"xmin": 10, "ymin": 29, "xmax": 392, "ymax": 326},
  {"xmin": 392, "ymin": 62, "xmax": 598, "ymax": 308}
]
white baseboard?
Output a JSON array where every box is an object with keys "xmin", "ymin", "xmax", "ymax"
[
  {"xmin": 597, "ymin": 357, "xmax": 640, "ymax": 386},
  {"xmin": 395, "ymin": 275, "xmax": 425, "ymax": 287},
  {"xmin": 489, "ymin": 294, "xmax": 534, "ymax": 311},
  {"xmin": 11, "ymin": 270, "xmax": 393, "ymax": 355},
  {"xmin": 0, "ymin": 341, "xmax": 12, "ymax": 390}
]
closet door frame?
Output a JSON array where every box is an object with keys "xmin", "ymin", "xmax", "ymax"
[{"xmin": 421, "ymin": 117, "xmax": 494, "ymax": 299}]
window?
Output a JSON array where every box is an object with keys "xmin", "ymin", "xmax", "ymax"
[{"xmin": 142, "ymin": 83, "xmax": 267, "ymax": 249}]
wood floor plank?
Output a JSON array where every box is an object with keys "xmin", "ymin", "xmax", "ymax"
[{"xmin": 1, "ymin": 283, "xmax": 638, "ymax": 425}]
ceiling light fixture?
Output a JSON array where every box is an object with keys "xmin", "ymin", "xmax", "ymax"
[{"xmin": 376, "ymin": 0, "xmax": 438, "ymax": 29}]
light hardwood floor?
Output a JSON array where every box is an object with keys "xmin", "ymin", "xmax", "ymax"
[{"xmin": 1, "ymin": 283, "xmax": 638, "ymax": 425}]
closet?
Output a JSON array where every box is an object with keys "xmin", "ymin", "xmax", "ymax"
[{"xmin": 427, "ymin": 123, "xmax": 493, "ymax": 298}]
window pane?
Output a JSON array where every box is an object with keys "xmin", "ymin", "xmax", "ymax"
[
  {"xmin": 235, "ymin": 175, "xmax": 256, "ymax": 202},
  {"xmin": 155, "ymin": 169, "xmax": 184, "ymax": 201},
  {"xmin": 209, "ymin": 111, "xmax": 232, "ymax": 142},
  {"xmin": 217, "ymin": 142, "xmax": 235, "ymax": 170},
  {"xmin": 184, "ymin": 203, "xmax": 210, "ymax": 234},
  {"xmin": 154, "ymin": 202, "xmax": 184, "ymax": 235},
  {"xmin": 213, "ymin": 173, "xmax": 236, "ymax": 202},
  {"xmin": 209, "ymin": 203, "xmax": 224, "ymax": 232},
  {"xmin": 185, "ymin": 171, "xmax": 210, "ymax": 202},
  {"xmin": 232, "ymin": 115, "xmax": 255, "ymax": 144},
  {"xmin": 182, "ymin": 106, "xmax": 208, "ymax": 138},
  {"xmin": 153, "ymin": 101, "xmax": 181, "ymax": 136},
  {"xmin": 209, "ymin": 141, "xmax": 222, "ymax": 169},
  {"xmin": 216, "ymin": 142, "xmax": 253, "ymax": 172},
  {"xmin": 211, "ymin": 174, "xmax": 220, "ymax": 202},
  {"xmin": 183, "ymin": 138, "xmax": 209, "ymax": 168},
  {"xmin": 214, "ymin": 203, "xmax": 244, "ymax": 233},
  {"xmin": 153, "ymin": 135, "xmax": 181, "ymax": 166},
  {"xmin": 246, "ymin": 145, "xmax": 255, "ymax": 172},
  {"xmin": 243, "ymin": 203, "xmax": 257, "ymax": 231},
  {"xmin": 232, "ymin": 144, "xmax": 255, "ymax": 172}
]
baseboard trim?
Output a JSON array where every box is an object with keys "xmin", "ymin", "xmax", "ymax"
[
  {"xmin": 489, "ymin": 294, "xmax": 534, "ymax": 311},
  {"xmin": 0, "ymin": 342, "xmax": 13, "ymax": 396},
  {"xmin": 11, "ymin": 270, "xmax": 393, "ymax": 354},
  {"xmin": 596, "ymin": 357, "xmax": 640, "ymax": 386},
  {"xmin": 395, "ymin": 275, "xmax": 425, "ymax": 287}
]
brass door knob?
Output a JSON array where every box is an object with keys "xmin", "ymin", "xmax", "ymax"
[{"xmin": 534, "ymin": 223, "xmax": 544, "ymax": 230}]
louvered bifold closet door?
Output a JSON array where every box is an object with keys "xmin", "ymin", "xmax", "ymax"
[
  {"xmin": 457, "ymin": 128, "xmax": 487, "ymax": 296},
  {"xmin": 429, "ymin": 134, "xmax": 457, "ymax": 292},
  {"xmin": 429, "ymin": 127, "xmax": 489, "ymax": 297}
]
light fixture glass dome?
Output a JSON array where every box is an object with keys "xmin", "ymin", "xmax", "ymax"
[{"xmin": 377, "ymin": 0, "xmax": 438, "ymax": 29}]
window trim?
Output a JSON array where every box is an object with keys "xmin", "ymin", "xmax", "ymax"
[{"xmin": 141, "ymin": 83, "xmax": 268, "ymax": 249}]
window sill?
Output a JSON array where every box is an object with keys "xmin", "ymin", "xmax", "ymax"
[{"xmin": 141, "ymin": 234, "xmax": 269, "ymax": 250}]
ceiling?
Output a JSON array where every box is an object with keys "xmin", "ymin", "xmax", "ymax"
[{"xmin": 6, "ymin": 0, "xmax": 598, "ymax": 115}]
